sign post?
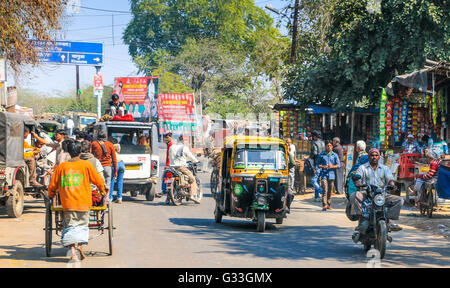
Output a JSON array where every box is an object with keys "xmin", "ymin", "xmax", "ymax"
[{"xmin": 94, "ymin": 67, "xmax": 103, "ymax": 119}]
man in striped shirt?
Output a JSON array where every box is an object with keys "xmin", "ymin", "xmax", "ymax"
[{"xmin": 414, "ymin": 150, "xmax": 441, "ymax": 199}]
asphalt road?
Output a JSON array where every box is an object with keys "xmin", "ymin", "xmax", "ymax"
[{"xmin": 0, "ymin": 157, "xmax": 449, "ymax": 268}]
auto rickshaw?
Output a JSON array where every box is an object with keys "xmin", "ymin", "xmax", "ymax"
[
  {"xmin": 0, "ymin": 112, "xmax": 44, "ymax": 218},
  {"xmin": 213, "ymin": 136, "xmax": 289, "ymax": 232}
]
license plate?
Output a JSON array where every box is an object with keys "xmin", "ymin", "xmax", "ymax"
[{"xmin": 126, "ymin": 165, "xmax": 141, "ymax": 170}]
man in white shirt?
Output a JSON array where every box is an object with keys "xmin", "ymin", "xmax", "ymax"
[
  {"xmin": 169, "ymin": 136, "xmax": 200, "ymax": 204},
  {"xmin": 66, "ymin": 117, "xmax": 75, "ymax": 137}
]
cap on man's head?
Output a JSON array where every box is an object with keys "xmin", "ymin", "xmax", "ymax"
[
  {"xmin": 332, "ymin": 137, "xmax": 340, "ymax": 143},
  {"xmin": 369, "ymin": 148, "xmax": 380, "ymax": 156},
  {"xmin": 407, "ymin": 134, "xmax": 414, "ymax": 139}
]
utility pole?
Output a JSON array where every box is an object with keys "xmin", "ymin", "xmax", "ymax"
[
  {"xmin": 291, "ymin": 0, "xmax": 300, "ymax": 64},
  {"xmin": 76, "ymin": 65, "xmax": 80, "ymax": 103}
]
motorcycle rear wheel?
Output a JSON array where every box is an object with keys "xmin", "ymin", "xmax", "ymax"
[{"xmin": 169, "ymin": 184, "xmax": 183, "ymax": 206}]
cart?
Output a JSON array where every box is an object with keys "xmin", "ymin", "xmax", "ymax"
[
  {"xmin": 396, "ymin": 153, "xmax": 421, "ymax": 204},
  {"xmin": 43, "ymin": 192, "xmax": 114, "ymax": 257}
]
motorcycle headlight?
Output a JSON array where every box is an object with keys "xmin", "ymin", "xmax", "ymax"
[{"xmin": 374, "ymin": 194, "xmax": 385, "ymax": 206}]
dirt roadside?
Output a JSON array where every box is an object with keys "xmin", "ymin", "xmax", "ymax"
[{"xmin": 294, "ymin": 189, "xmax": 450, "ymax": 241}]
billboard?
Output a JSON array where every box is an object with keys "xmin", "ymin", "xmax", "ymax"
[
  {"xmin": 112, "ymin": 77, "xmax": 159, "ymax": 121},
  {"xmin": 157, "ymin": 93, "xmax": 198, "ymax": 136}
]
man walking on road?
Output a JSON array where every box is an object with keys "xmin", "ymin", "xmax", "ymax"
[
  {"xmin": 332, "ymin": 137, "xmax": 345, "ymax": 195},
  {"xmin": 318, "ymin": 141, "xmax": 340, "ymax": 211},
  {"xmin": 48, "ymin": 140, "xmax": 106, "ymax": 261},
  {"xmin": 92, "ymin": 131, "xmax": 117, "ymax": 199},
  {"xmin": 310, "ymin": 130, "xmax": 325, "ymax": 202}
]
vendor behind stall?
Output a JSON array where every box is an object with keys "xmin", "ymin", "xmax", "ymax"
[{"xmin": 402, "ymin": 134, "xmax": 421, "ymax": 154}]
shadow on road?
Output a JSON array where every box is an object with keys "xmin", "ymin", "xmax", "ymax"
[
  {"xmin": 0, "ymin": 244, "xmax": 68, "ymax": 264},
  {"xmin": 168, "ymin": 217, "xmax": 450, "ymax": 266}
]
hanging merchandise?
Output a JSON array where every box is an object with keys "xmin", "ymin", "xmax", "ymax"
[
  {"xmin": 385, "ymin": 100, "xmax": 393, "ymax": 136},
  {"xmin": 379, "ymin": 88, "xmax": 388, "ymax": 142},
  {"xmin": 401, "ymin": 100, "xmax": 408, "ymax": 133},
  {"xmin": 393, "ymin": 98, "xmax": 401, "ymax": 143}
]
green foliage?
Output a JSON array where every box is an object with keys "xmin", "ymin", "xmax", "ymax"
[
  {"xmin": 124, "ymin": 0, "xmax": 280, "ymax": 70},
  {"xmin": 284, "ymin": 0, "xmax": 450, "ymax": 109}
]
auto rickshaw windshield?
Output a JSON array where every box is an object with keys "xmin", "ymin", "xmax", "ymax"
[{"xmin": 233, "ymin": 144, "xmax": 287, "ymax": 170}]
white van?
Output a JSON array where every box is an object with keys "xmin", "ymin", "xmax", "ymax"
[{"xmin": 92, "ymin": 121, "xmax": 160, "ymax": 201}]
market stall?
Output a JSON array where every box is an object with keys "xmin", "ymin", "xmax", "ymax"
[{"xmin": 380, "ymin": 61, "xmax": 450, "ymax": 202}]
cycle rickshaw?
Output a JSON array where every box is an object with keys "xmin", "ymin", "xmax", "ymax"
[
  {"xmin": 417, "ymin": 163, "xmax": 450, "ymax": 218},
  {"xmin": 43, "ymin": 190, "xmax": 114, "ymax": 257}
]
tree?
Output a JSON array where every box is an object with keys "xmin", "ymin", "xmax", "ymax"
[
  {"xmin": 123, "ymin": 0, "xmax": 280, "ymax": 70},
  {"xmin": 284, "ymin": 0, "xmax": 450, "ymax": 109},
  {"xmin": 0, "ymin": 0, "xmax": 67, "ymax": 72}
]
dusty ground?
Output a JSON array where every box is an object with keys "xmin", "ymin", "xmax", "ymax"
[{"xmin": 295, "ymin": 188, "xmax": 450, "ymax": 241}]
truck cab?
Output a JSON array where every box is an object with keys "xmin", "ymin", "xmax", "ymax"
[{"xmin": 91, "ymin": 121, "xmax": 160, "ymax": 200}]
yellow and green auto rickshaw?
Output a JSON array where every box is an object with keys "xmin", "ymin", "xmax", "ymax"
[{"xmin": 213, "ymin": 136, "xmax": 289, "ymax": 232}]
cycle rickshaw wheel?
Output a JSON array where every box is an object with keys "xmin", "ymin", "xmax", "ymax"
[
  {"xmin": 107, "ymin": 203, "xmax": 113, "ymax": 255},
  {"xmin": 426, "ymin": 189, "xmax": 435, "ymax": 218},
  {"xmin": 45, "ymin": 203, "xmax": 52, "ymax": 257}
]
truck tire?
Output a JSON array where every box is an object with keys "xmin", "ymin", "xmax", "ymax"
[
  {"xmin": 6, "ymin": 180, "xmax": 24, "ymax": 218},
  {"xmin": 145, "ymin": 184, "xmax": 155, "ymax": 201}
]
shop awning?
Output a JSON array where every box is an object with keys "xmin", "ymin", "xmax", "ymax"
[{"xmin": 306, "ymin": 105, "xmax": 336, "ymax": 114}]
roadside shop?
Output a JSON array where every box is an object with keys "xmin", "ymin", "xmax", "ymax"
[{"xmin": 379, "ymin": 61, "xmax": 450, "ymax": 200}]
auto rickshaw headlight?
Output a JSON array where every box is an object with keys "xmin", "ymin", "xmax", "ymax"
[{"xmin": 257, "ymin": 196, "xmax": 267, "ymax": 206}]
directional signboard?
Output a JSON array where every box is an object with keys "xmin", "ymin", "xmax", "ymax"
[{"xmin": 33, "ymin": 40, "xmax": 103, "ymax": 66}]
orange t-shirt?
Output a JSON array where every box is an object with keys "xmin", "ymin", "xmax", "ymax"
[{"xmin": 48, "ymin": 159, "xmax": 105, "ymax": 212}]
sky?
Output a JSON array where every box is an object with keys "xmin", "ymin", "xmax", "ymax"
[{"xmin": 10, "ymin": 0, "xmax": 287, "ymax": 97}]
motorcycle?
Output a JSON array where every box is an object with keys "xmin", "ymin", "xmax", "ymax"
[
  {"xmin": 351, "ymin": 174, "xmax": 395, "ymax": 259},
  {"xmin": 163, "ymin": 162, "xmax": 202, "ymax": 206}
]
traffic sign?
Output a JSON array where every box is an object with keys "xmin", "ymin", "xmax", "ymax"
[
  {"xmin": 33, "ymin": 40, "xmax": 103, "ymax": 66},
  {"xmin": 94, "ymin": 73, "xmax": 103, "ymax": 91}
]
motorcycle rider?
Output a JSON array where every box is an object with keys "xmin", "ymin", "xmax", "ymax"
[
  {"xmin": 169, "ymin": 135, "xmax": 201, "ymax": 204},
  {"xmin": 350, "ymin": 148, "xmax": 404, "ymax": 242}
]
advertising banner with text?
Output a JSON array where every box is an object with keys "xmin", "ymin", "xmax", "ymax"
[
  {"xmin": 157, "ymin": 93, "xmax": 198, "ymax": 136},
  {"xmin": 113, "ymin": 77, "xmax": 159, "ymax": 121}
]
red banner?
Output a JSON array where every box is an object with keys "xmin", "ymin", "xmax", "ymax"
[{"xmin": 157, "ymin": 93, "xmax": 198, "ymax": 136}]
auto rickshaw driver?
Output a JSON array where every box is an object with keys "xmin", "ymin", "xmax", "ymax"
[{"xmin": 24, "ymin": 126, "xmax": 43, "ymax": 187}]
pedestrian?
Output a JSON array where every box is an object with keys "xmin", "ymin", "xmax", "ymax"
[
  {"xmin": 110, "ymin": 144, "xmax": 125, "ymax": 203},
  {"xmin": 91, "ymin": 131, "xmax": 117, "ymax": 200},
  {"xmin": 317, "ymin": 141, "xmax": 340, "ymax": 211},
  {"xmin": 332, "ymin": 137, "xmax": 345, "ymax": 195},
  {"xmin": 310, "ymin": 130, "xmax": 325, "ymax": 202},
  {"xmin": 286, "ymin": 143, "xmax": 297, "ymax": 213},
  {"xmin": 160, "ymin": 133, "xmax": 174, "ymax": 201},
  {"xmin": 48, "ymin": 140, "xmax": 106, "ymax": 261},
  {"xmin": 65, "ymin": 117, "xmax": 74, "ymax": 137},
  {"xmin": 79, "ymin": 140, "xmax": 106, "ymax": 187},
  {"xmin": 345, "ymin": 140, "xmax": 369, "ymax": 198}
]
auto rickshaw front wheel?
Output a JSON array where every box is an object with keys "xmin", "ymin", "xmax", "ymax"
[
  {"xmin": 256, "ymin": 211, "xmax": 266, "ymax": 232},
  {"xmin": 6, "ymin": 180, "xmax": 24, "ymax": 218}
]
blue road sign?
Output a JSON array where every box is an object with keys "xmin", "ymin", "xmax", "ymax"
[{"xmin": 33, "ymin": 40, "xmax": 103, "ymax": 66}]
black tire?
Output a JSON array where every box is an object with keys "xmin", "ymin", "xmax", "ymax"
[
  {"xmin": 169, "ymin": 183, "xmax": 182, "ymax": 206},
  {"xmin": 145, "ymin": 184, "xmax": 155, "ymax": 201},
  {"xmin": 45, "ymin": 202, "xmax": 52, "ymax": 257},
  {"xmin": 108, "ymin": 203, "xmax": 113, "ymax": 256},
  {"xmin": 130, "ymin": 191, "xmax": 138, "ymax": 197},
  {"xmin": 214, "ymin": 204, "xmax": 223, "ymax": 223},
  {"xmin": 375, "ymin": 220, "xmax": 387, "ymax": 259},
  {"xmin": 6, "ymin": 180, "xmax": 24, "ymax": 218},
  {"xmin": 426, "ymin": 189, "xmax": 435, "ymax": 218},
  {"xmin": 256, "ymin": 211, "xmax": 266, "ymax": 232},
  {"xmin": 210, "ymin": 170, "xmax": 218, "ymax": 196}
]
